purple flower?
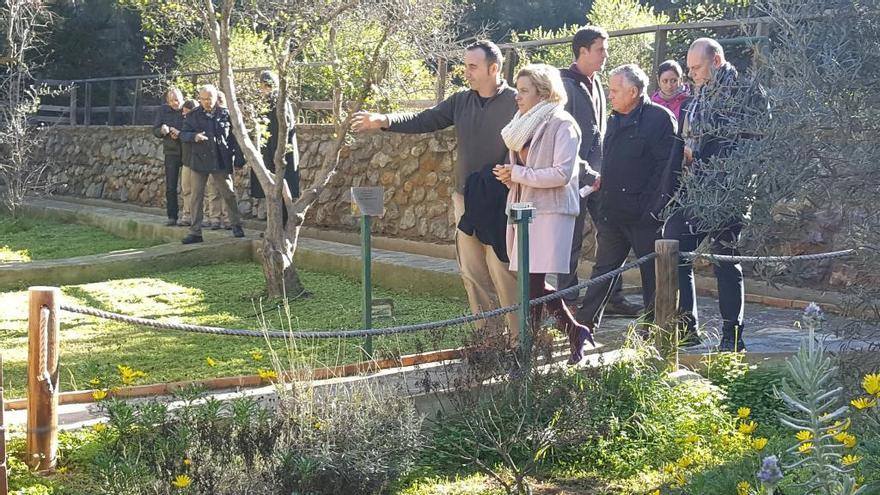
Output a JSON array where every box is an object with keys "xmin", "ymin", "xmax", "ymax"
[
  {"xmin": 803, "ymin": 302, "xmax": 824, "ymax": 320},
  {"xmin": 757, "ymin": 455, "xmax": 783, "ymax": 489}
]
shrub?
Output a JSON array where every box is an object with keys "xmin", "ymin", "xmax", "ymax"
[{"xmin": 85, "ymin": 382, "xmax": 423, "ymax": 494}]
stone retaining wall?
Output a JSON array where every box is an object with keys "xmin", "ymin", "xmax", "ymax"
[
  {"xmin": 43, "ymin": 125, "xmax": 484, "ymax": 245},
  {"xmin": 42, "ymin": 125, "xmax": 855, "ymax": 289}
]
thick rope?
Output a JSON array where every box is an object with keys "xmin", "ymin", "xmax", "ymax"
[
  {"xmin": 56, "ymin": 248, "xmax": 856, "ymax": 340},
  {"xmin": 682, "ymin": 249, "xmax": 855, "ymax": 263},
  {"xmin": 59, "ymin": 253, "xmax": 657, "ymax": 339},
  {"xmin": 38, "ymin": 307, "xmax": 49, "ymax": 380}
]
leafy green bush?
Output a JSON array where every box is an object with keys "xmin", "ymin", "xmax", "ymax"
[{"xmin": 82, "ymin": 382, "xmax": 423, "ymax": 494}]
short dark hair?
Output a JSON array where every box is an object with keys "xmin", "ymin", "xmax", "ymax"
[
  {"xmin": 259, "ymin": 70, "xmax": 278, "ymax": 89},
  {"xmin": 466, "ymin": 40, "xmax": 503, "ymax": 69},
  {"xmin": 183, "ymin": 99, "xmax": 198, "ymax": 110},
  {"xmin": 572, "ymin": 26, "xmax": 608, "ymax": 60},
  {"xmin": 657, "ymin": 60, "xmax": 683, "ymax": 78}
]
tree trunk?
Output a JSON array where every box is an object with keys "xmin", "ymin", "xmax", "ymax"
[{"xmin": 261, "ymin": 190, "xmax": 304, "ymax": 299}]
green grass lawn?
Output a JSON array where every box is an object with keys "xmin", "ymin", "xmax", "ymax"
[
  {"xmin": 0, "ymin": 213, "xmax": 161, "ymax": 262},
  {"xmin": 0, "ymin": 261, "xmax": 470, "ymax": 399}
]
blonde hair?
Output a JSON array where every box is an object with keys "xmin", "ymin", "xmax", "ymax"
[{"xmin": 515, "ymin": 64, "xmax": 567, "ymax": 106}]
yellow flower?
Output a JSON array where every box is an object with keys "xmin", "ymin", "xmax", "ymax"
[
  {"xmin": 737, "ymin": 407, "xmax": 751, "ymax": 419},
  {"xmin": 662, "ymin": 463, "xmax": 676, "ymax": 474},
  {"xmin": 206, "ymin": 357, "xmax": 217, "ymax": 367},
  {"xmin": 677, "ymin": 434, "xmax": 699, "ymax": 444},
  {"xmin": 258, "ymin": 368, "xmax": 278, "ymax": 380},
  {"xmin": 851, "ymin": 397, "xmax": 877, "ymax": 410},
  {"xmin": 828, "ymin": 418, "xmax": 851, "ymax": 435},
  {"xmin": 798, "ymin": 442, "xmax": 813, "ymax": 454},
  {"xmin": 738, "ymin": 420, "xmax": 758, "ymax": 435},
  {"xmin": 796, "ymin": 430, "xmax": 813, "ymax": 442},
  {"xmin": 92, "ymin": 389, "xmax": 108, "ymax": 401},
  {"xmin": 88, "ymin": 377, "xmax": 102, "ymax": 386},
  {"xmin": 673, "ymin": 473, "xmax": 687, "ymax": 488},
  {"xmin": 863, "ymin": 373, "xmax": 880, "ymax": 396},
  {"xmin": 649, "ymin": 491, "xmax": 660, "ymax": 495},
  {"xmin": 677, "ymin": 456, "xmax": 694, "ymax": 469},
  {"xmin": 183, "ymin": 458, "xmax": 192, "ymax": 466},
  {"xmin": 171, "ymin": 474, "xmax": 192, "ymax": 489},
  {"xmin": 737, "ymin": 481, "xmax": 751, "ymax": 495},
  {"xmin": 93, "ymin": 423, "xmax": 107, "ymax": 433},
  {"xmin": 56, "ymin": 466, "xmax": 68, "ymax": 474},
  {"xmin": 751, "ymin": 437, "xmax": 768, "ymax": 451},
  {"xmin": 842, "ymin": 454, "xmax": 862, "ymax": 466},
  {"xmin": 250, "ymin": 350, "xmax": 264, "ymax": 361}
]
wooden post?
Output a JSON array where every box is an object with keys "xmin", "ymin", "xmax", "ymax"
[
  {"xmin": 752, "ymin": 21, "xmax": 771, "ymax": 70},
  {"xmin": 68, "ymin": 84, "xmax": 77, "ymax": 126},
  {"xmin": 654, "ymin": 240, "xmax": 680, "ymax": 370},
  {"xmin": 1, "ymin": 355, "xmax": 8, "ymax": 495},
  {"xmin": 26, "ymin": 287, "xmax": 60, "ymax": 472},
  {"xmin": 83, "ymin": 82, "xmax": 92, "ymax": 126},
  {"xmin": 434, "ymin": 57, "xmax": 447, "ymax": 105},
  {"xmin": 131, "ymin": 78, "xmax": 141, "ymax": 125},
  {"xmin": 501, "ymin": 47, "xmax": 518, "ymax": 83},
  {"xmin": 108, "ymin": 80, "xmax": 117, "ymax": 126},
  {"xmin": 650, "ymin": 28, "xmax": 669, "ymax": 93}
]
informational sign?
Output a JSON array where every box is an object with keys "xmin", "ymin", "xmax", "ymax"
[{"xmin": 351, "ymin": 187, "xmax": 385, "ymax": 217}]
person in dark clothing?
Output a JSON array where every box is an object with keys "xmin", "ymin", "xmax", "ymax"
[
  {"xmin": 663, "ymin": 38, "xmax": 769, "ymax": 353},
  {"xmin": 179, "ymin": 84, "xmax": 245, "ymax": 244},
  {"xmin": 556, "ymin": 26, "xmax": 642, "ymax": 317},
  {"xmin": 152, "ymin": 88, "xmax": 185, "ymax": 226},
  {"xmin": 574, "ymin": 65, "xmax": 677, "ymax": 333},
  {"xmin": 250, "ymin": 70, "xmax": 300, "ymax": 227}
]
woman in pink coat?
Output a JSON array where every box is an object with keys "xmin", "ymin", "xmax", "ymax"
[
  {"xmin": 493, "ymin": 64, "xmax": 594, "ymax": 364},
  {"xmin": 650, "ymin": 60, "xmax": 690, "ymax": 122}
]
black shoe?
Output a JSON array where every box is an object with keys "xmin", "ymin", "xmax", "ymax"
[
  {"xmin": 209, "ymin": 222, "xmax": 222, "ymax": 230},
  {"xmin": 719, "ymin": 334, "xmax": 746, "ymax": 352},
  {"xmin": 166, "ymin": 218, "xmax": 178, "ymax": 226},
  {"xmin": 605, "ymin": 298, "xmax": 643, "ymax": 316},
  {"xmin": 181, "ymin": 234, "xmax": 203, "ymax": 244},
  {"xmin": 231, "ymin": 225, "xmax": 245, "ymax": 238}
]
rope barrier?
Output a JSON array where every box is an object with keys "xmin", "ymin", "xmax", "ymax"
[
  {"xmin": 59, "ymin": 253, "xmax": 658, "ymax": 339},
  {"xmin": 57, "ymin": 247, "xmax": 856, "ymax": 340},
  {"xmin": 682, "ymin": 249, "xmax": 856, "ymax": 263}
]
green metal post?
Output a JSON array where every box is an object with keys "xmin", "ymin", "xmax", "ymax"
[
  {"xmin": 511, "ymin": 203, "xmax": 535, "ymax": 369},
  {"xmin": 361, "ymin": 214, "xmax": 373, "ymax": 359}
]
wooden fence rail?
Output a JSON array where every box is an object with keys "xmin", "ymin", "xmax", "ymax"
[{"xmin": 34, "ymin": 17, "xmax": 770, "ymax": 126}]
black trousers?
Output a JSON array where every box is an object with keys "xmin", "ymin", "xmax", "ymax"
[
  {"xmin": 556, "ymin": 194, "xmax": 628, "ymax": 305},
  {"xmin": 164, "ymin": 154, "xmax": 183, "ymax": 220},
  {"xmin": 575, "ymin": 220, "xmax": 660, "ymax": 327},
  {"xmin": 662, "ymin": 209, "xmax": 744, "ymax": 336}
]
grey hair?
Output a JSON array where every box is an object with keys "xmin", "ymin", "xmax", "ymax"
[
  {"xmin": 610, "ymin": 64, "xmax": 649, "ymax": 96},
  {"xmin": 690, "ymin": 37, "xmax": 725, "ymax": 62},
  {"xmin": 165, "ymin": 87, "xmax": 183, "ymax": 101},
  {"xmin": 198, "ymin": 84, "xmax": 219, "ymax": 97}
]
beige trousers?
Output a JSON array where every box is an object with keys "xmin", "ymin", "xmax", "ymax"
[
  {"xmin": 205, "ymin": 179, "xmax": 228, "ymax": 224},
  {"xmin": 452, "ymin": 192, "xmax": 520, "ymax": 343},
  {"xmin": 180, "ymin": 166, "xmax": 193, "ymax": 221}
]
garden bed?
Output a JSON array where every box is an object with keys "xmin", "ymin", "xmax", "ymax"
[
  {"xmin": 0, "ymin": 260, "xmax": 469, "ymax": 400},
  {"xmin": 0, "ymin": 212, "xmax": 162, "ymax": 263}
]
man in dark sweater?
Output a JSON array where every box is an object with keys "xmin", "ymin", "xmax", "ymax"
[
  {"xmin": 557, "ymin": 27, "xmax": 642, "ymax": 317},
  {"xmin": 353, "ymin": 40, "xmax": 520, "ymax": 343}
]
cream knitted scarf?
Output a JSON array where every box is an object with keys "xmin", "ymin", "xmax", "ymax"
[{"xmin": 501, "ymin": 100, "xmax": 563, "ymax": 153}]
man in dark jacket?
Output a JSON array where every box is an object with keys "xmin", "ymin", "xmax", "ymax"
[
  {"xmin": 352, "ymin": 40, "xmax": 520, "ymax": 343},
  {"xmin": 250, "ymin": 70, "xmax": 300, "ymax": 227},
  {"xmin": 557, "ymin": 26, "xmax": 641, "ymax": 316},
  {"xmin": 574, "ymin": 64, "xmax": 677, "ymax": 333},
  {"xmin": 663, "ymin": 38, "xmax": 769, "ymax": 352},
  {"xmin": 152, "ymin": 88, "xmax": 185, "ymax": 226},
  {"xmin": 179, "ymin": 84, "xmax": 245, "ymax": 243}
]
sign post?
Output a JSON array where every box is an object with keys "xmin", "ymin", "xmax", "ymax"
[
  {"xmin": 351, "ymin": 187, "xmax": 384, "ymax": 360},
  {"xmin": 510, "ymin": 203, "xmax": 536, "ymax": 371}
]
